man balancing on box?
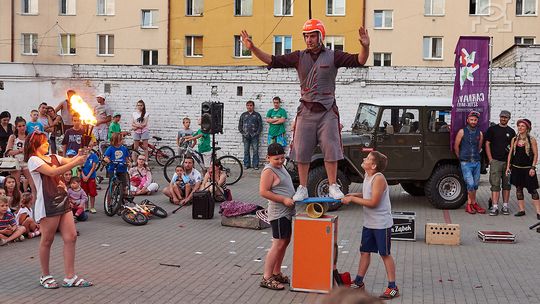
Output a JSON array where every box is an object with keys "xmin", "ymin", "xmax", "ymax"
[{"xmin": 241, "ymin": 19, "xmax": 370, "ymax": 201}]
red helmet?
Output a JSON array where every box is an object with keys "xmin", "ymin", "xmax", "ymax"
[{"xmin": 302, "ymin": 19, "xmax": 326, "ymax": 41}]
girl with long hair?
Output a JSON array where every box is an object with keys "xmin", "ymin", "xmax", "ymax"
[
  {"xmin": 24, "ymin": 131, "xmax": 92, "ymax": 289},
  {"xmin": 5, "ymin": 116, "xmax": 36, "ymax": 194},
  {"xmin": 3, "ymin": 175, "xmax": 21, "ymax": 212},
  {"xmin": 129, "ymin": 155, "xmax": 159, "ymax": 195},
  {"xmin": 131, "ymin": 100, "xmax": 150, "ymax": 161}
]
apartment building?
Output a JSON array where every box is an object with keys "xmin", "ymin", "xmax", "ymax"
[
  {"xmin": 365, "ymin": 0, "xmax": 539, "ymax": 67},
  {"xmin": 0, "ymin": 0, "xmax": 167, "ymax": 65},
  {"xmin": 169, "ymin": 0, "xmax": 366, "ymax": 66}
]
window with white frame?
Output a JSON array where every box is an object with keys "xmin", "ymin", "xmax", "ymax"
[
  {"xmin": 142, "ymin": 50, "xmax": 158, "ymax": 65},
  {"xmin": 60, "ymin": 0, "xmax": 76, "ymax": 15},
  {"xmin": 423, "ymin": 37, "xmax": 443, "ymax": 59},
  {"xmin": 186, "ymin": 0, "xmax": 203, "ymax": 16},
  {"xmin": 469, "ymin": 0, "xmax": 490, "ymax": 15},
  {"xmin": 22, "ymin": 0, "xmax": 38, "ymax": 14},
  {"xmin": 235, "ymin": 0, "xmax": 252, "ymax": 16},
  {"xmin": 325, "ymin": 36, "xmax": 344, "ymax": 51},
  {"xmin": 234, "ymin": 35, "xmax": 251, "ymax": 57},
  {"xmin": 97, "ymin": 34, "xmax": 114, "ymax": 55},
  {"xmin": 374, "ymin": 10, "xmax": 393, "ymax": 29},
  {"xmin": 273, "ymin": 36, "xmax": 292, "ymax": 56},
  {"xmin": 373, "ymin": 53, "xmax": 391, "ymax": 66},
  {"xmin": 515, "ymin": 36, "xmax": 535, "ymax": 44},
  {"xmin": 186, "ymin": 36, "xmax": 203, "ymax": 57},
  {"xmin": 274, "ymin": 0, "xmax": 292, "ymax": 16},
  {"xmin": 327, "ymin": 0, "xmax": 345, "ymax": 15},
  {"xmin": 97, "ymin": 0, "xmax": 114, "ymax": 15},
  {"xmin": 516, "ymin": 0, "xmax": 537, "ymax": 15},
  {"xmin": 60, "ymin": 34, "xmax": 76, "ymax": 55},
  {"xmin": 424, "ymin": 0, "xmax": 444, "ymax": 15},
  {"xmin": 142, "ymin": 10, "xmax": 158, "ymax": 28},
  {"xmin": 22, "ymin": 33, "xmax": 38, "ymax": 55}
]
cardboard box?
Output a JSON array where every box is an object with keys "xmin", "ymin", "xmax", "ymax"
[{"xmin": 425, "ymin": 223, "xmax": 460, "ymax": 245}]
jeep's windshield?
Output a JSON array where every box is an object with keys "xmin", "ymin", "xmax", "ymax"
[{"xmin": 352, "ymin": 104, "xmax": 379, "ymax": 133}]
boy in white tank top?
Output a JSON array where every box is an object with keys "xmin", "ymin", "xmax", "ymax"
[{"xmin": 341, "ymin": 151, "xmax": 399, "ymax": 299}]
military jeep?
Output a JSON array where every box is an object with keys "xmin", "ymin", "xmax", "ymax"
[{"xmin": 286, "ymin": 97, "xmax": 473, "ymax": 209}]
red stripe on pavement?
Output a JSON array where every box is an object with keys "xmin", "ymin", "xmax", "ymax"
[{"xmin": 443, "ymin": 210, "xmax": 452, "ymax": 224}]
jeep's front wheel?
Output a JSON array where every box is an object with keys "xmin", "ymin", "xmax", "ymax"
[
  {"xmin": 425, "ymin": 165, "xmax": 467, "ymax": 209},
  {"xmin": 307, "ymin": 166, "xmax": 350, "ymax": 211},
  {"xmin": 400, "ymin": 182, "xmax": 425, "ymax": 196}
]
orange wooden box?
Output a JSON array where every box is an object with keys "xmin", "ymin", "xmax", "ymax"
[{"xmin": 291, "ymin": 214, "xmax": 338, "ymax": 293}]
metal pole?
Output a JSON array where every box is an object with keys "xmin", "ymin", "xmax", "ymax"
[
  {"xmin": 489, "ymin": 36, "xmax": 493, "ymax": 118},
  {"xmin": 309, "ymin": 0, "xmax": 312, "ymax": 19}
]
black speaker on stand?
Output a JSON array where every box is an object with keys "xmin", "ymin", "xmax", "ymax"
[{"xmin": 200, "ymin": 102, "xmax": 224, "ymax": 204}]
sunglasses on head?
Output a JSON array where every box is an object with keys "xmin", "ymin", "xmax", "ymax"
[{"xmin": 29, "ymin": 130, "xmax": 44, "ymax": 142}]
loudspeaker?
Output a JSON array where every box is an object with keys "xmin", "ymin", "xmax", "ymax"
[{"xmin": 201, "ymin": 102, "xmax": 224, "ymax": 134}]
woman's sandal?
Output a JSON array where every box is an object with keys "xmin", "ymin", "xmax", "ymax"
[
  {"xmin": 62, "ymin": 275, "xmax": 93, "ymax": 288},
  {"xmin": 260, "ymin": 276, "xmax": 284, "ymax": 290},
  {"xmin": 273, "ymin": 273, "xmax": 290, "ymax": 284},
  {"xmin": 40, "ymin": 275, "xmax": 60, "ymax": 289}
]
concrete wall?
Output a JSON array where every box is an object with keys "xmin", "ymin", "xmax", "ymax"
[{"xmin": 1, "ymin": 46, "xmax": 539, "ymax": 160}]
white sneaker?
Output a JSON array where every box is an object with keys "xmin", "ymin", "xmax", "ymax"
[
  {"xmin": 329, "ymin": 184, "xmax": 344, "ymax": 199},
  {"xmin": 293, "ymin": 185, "xmax": 309, "ymax": 201}
]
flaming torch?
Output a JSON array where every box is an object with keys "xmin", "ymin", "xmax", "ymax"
[{"xmin": 69, "ymin": 93, "xmax": 97, "ymax": 148}]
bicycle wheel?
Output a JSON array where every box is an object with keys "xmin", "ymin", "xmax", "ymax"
[
  {"xmin": 121, "ymin": 209, "xmax": 149, "ymax": 226},
  {"xmin": 151, "ymin": 205, "xmax": 168, "ymax": 218},
  {"xmin": 104, "ymin": 181, "xmax": 122, "ymax": 216},
  {"xmin": 163, "ymin": 155, "xmax": 185, "ymax": 183},
  {"xmin": 155, "ymin": 146, "xmax": 175, "ymax": 166},
  {"xmin": 218, "ymin": 155, "xmax": 243, "ymax": 185}
]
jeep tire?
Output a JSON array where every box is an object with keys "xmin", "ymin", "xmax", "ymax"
[
  {"xmin": 425, "ymin": 164, "xmax": 467, "ymax": 209},
  {"xmin": 307, "ymin": 166, "xmax": 350, "ymax": 211},
  {"xmin": 400, "ymin": 182, "xmax": 425, "ymax": 196}
]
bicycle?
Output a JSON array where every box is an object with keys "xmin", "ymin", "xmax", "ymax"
[
  {"xmin": 128, "ymin": 136, "xmax": 175, "ymax": 166},
  {"xmin": 103, "ymin": 161, "xmax": 129, "ymax": 217},
  {"xmin": 163, "ymin": 145, "xmax": 243, "ymax": 186}
]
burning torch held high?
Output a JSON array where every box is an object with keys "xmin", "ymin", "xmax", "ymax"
[{"xmin": 69, "ymin": 92, "xmax": 97, "ymax": 147}]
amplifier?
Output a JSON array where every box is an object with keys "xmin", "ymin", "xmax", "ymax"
[
  {"xmin": 192, "ymin": 191, "xmax": 215, "ymax": 219},
  {"xmin": 391, "ymin": 211, "xmax": 416, "ymax": 241}
]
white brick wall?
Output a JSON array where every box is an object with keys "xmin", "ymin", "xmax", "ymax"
[{"xmin": 1, "ymin": 46, "xmax": 540, "ymax": 162}]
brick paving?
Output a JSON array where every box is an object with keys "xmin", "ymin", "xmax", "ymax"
[{"xmin": 2, "ymin": 168, "xmax": 540, "ymax": 304}]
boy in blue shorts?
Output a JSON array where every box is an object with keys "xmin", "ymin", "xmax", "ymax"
[{"xmin": 341, "ymin": 151, "xmax": 399, "ymax": 299}]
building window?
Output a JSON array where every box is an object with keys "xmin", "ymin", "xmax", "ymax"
[
  {"xmin": 425, "ymin": 0, "xmax": 444, "ymax": 15},
  {"xmin": 325, "ymin": 36, "xmax": 344, "ymax": 51},
  {"xmin": 186, "ymin": 36, "xmax": 203, "ymax": 57},
  {"xmin": 186, "ymin": 86, "xmax": 192, "ymax": 95},
  {"xmin": 374, "ymin": 10, "xmax": 393, "ymax": 29},
  {"xmin": 373, "ymin": 53, "xmax": 391, "ymax": 66},
  {"xmin": 142, "ymin": 10, "xmax": 158, "ymax": 28},
  {"xmin": 423, "ymin": 37, "xmax": 443, "ymax": 60},
  {"xmin": 142, "ymin": 50, "xmax": 158, "ymax": 65},
  {"xmin": 97, "ymin": 0, "xmax": 114, "ymax": 15},
  {"xmin": 273, "ymin": 36, "xmax": 292, "ymax": 56},
  {"xmin": 469, "ymin": 0, "xmax": 490, "ymax": 15},
  {"xmin": 60, "ymin": 0, "xmax": 76, "ymax": 15},
  {"xmin": 234, "ymin": 35, "xmax": 251, "ymax": 57},
  {"xmin": 516, "ymin": 0, "xmax": 537, "ymax": 15},
  {"xmin": 22, "ymin": 33, "xmax": 38, "ymax": 55},
  {"xmin": 186, "ymin": 0, "xmax": 203, "ymax": 16},
  {"xmin": 235, "ymin": 0, "xmax": 252, "ymax": 16},
  {"xmin": 60, "ymin": 34, "xmax": 76, "ymax": 55},
  {"xmin": 98, "ymin": 34, "xmax": 114, "ymax": 55},
  {"xmin": 274, "ymin": 0, "xmax": 292, "ymax": 16},
  {"xmin": 515, "ymin": 36, "xmax": 535, "ymax": 44},
  {"xmin": 22, "ymin": 0, "xmax": 38, "ymax": 14},
  {"xmin": 327, "ymin": 0, "xmax": 345, "ymax": 15},
  {"xmin": 237, "ymin": 86, "xmax": 243, "ymax": 96}
]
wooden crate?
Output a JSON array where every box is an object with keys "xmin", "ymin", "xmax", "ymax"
[{"xmin": 425, "ymin": 223, "xmax": 461, "ymax": 245}]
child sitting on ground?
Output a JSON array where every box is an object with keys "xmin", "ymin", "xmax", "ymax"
[
  {"xmin": 164, "ymin": 165, "xmax": 191, "ymax": 205},
  {"xmin": 67, "ymin": 177, "xmax": 88, "ymax": 222},
  {"xmin": 0, "ymin": 195, "xmax": 27, "ymax": 246},
  {"xmin": 16, "ymin": 192, "xmax": 40, "ymax": 238},
  {"xmin": 259, "ymin": 143, "xmax": 296, "ymax": 290},
  {"xmin": 341, "ymin": 151, "xmax": 399, "ymax": 299}
]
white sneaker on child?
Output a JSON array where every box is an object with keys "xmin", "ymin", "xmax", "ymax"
[
  {"xmin": 329, "ymin": 184, "xmax": 345, "ymax": 199},
  {"xmin": 293, "ymin": 185, "xmax": 309, "ymax": 201}
]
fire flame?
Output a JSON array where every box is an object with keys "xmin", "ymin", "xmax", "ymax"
[{"xmin": 70, "ymin": 94, "xmax": 97, "ymax": 126}]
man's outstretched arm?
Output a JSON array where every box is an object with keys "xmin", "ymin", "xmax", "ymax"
[{"xmin": 241, "ymin": 30, "xmax": 272, "ymax": 65}]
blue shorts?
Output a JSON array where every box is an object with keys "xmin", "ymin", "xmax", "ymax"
[
  {"xmin": 460, "ymin": 161, "xmax": 481, "ymax": 191},
  {"xmin": 360, "ymin": 227, "xmax": 392, "ymax": 256}
]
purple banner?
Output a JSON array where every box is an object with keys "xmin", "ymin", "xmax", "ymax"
[{"xmin": 450, "ymin": 36, "xmax": 490, "ymax": 150}]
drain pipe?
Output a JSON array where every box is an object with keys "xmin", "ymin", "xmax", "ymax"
[
  {"xmin": 11, "ymin": 0, "xmax": 15, "ymax": 62},
  {"xmin": 167, "ymin": 0, "xmax": 170, "ymax": 65}
]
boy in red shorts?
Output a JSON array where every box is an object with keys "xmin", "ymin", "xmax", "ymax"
[{"xmin": 81, "ymin": 140, "xmax": 99, "ymax": 213}]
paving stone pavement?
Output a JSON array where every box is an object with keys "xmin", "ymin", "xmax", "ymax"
[{"xmin": 1, "ymin": 166, "xmax": 540, "ymax": 304}]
